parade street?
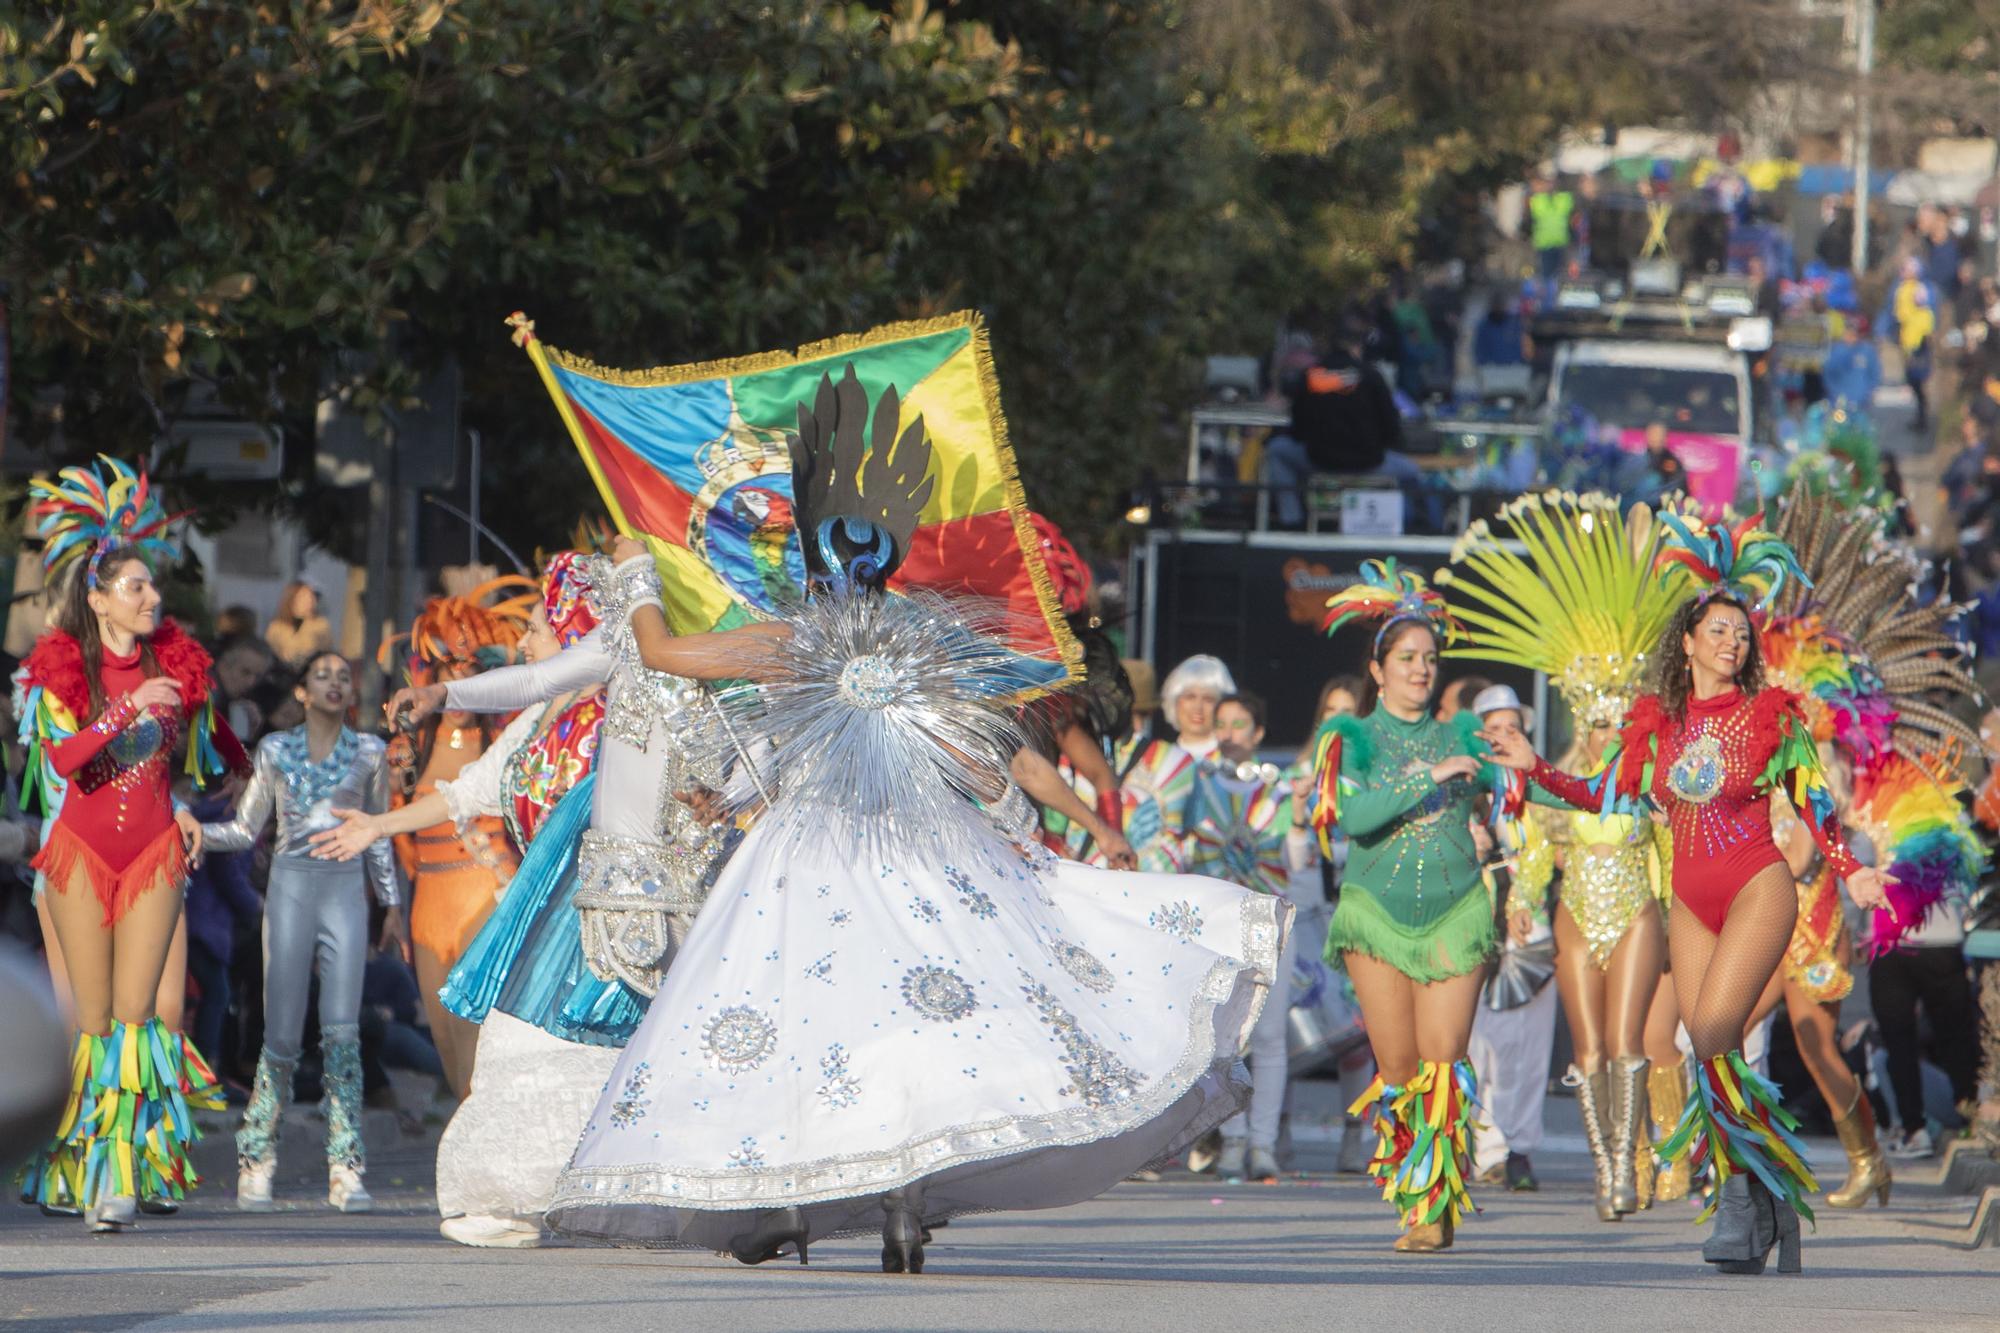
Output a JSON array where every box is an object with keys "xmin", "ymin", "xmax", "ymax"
[{"xmin": 4, "ymin": 1090, "xmax": 1993, "ymax": 1333}]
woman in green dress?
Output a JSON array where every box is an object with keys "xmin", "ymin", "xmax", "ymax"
[{"xmin": 1308, "ymin": 560, "xmax": 1492, "ymax": 1253}]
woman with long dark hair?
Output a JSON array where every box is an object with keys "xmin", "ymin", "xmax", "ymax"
[
  {"xmin": 15, "ymin": 459, "xmax": 243, "ymax": 1232},
  {"xmin": 1486, "ymin": 515, "xmax": 1894, "ymax": 1275},
  {"xmin": 1305, "ymin": 561, "xmax": 1491, "ymax": 1254}
]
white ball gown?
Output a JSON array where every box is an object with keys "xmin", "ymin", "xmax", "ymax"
[{"xmin": 544, "ymin": 591, "xmax": 1288, "ymax": 1250}]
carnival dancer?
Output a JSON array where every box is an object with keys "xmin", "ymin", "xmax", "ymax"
[
  {"xmin": 15, "ymin": 457, "xmax": 243, "ymax": 1233},
  {"xmin": 312, "ymin": 555, "xmax": 607, "ymax": 1247},
  {"xmin": 202, "ymin": 651, "xmax": 404, "ymax": 1213},
  {"xmin": 1485, "ymin": 513, "xmax": 1896, "ymax": 1276},
  {"xmin": 381, "ymin": 581, "xmax": 536, "ymax": 1098},
  {"xmin": 1181, "ymin": 691, "xmax": 1317, "ymax": 1184},
  {"xmin": 1443, "ymin": 493, "xmax": 1681, "ymax": 1220},
  {"xmin": 544, "ymin": 370, "xmax": 1285, "ymax": 1272},
  {"xmin": 1307, "ymin": 560, "xmax": 1492, "ymax": 1254},
  {"xmin": 1751, "ymin": 482, "xmax": 1982, "ymax": 1209},
  {"xmin": 1119, "ymin": 654, "xmax": 1236, "ymax": 872}
]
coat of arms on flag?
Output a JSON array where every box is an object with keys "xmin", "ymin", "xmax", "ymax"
[{"xmin": 508, "ymin": 310, "xmax": 1080, "ymax": 694}]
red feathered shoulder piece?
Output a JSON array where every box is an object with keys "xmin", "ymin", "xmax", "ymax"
[
  {"xmin": 1613, "ymin": 694, "xmax": 1669, "ymax": 801},
  {"xmin": 149, "ymin": 620, "xmax": 215, "ymax": 709},
  {"xmin": 22, "ymin": 629, "xmax": 88, "ymax": 719},
  {"xmin": 23, "ymin": 619, "xmax": 214, "ymax": 721},
  {"xmin": 1744, "ymin": 684, "xmax": 1804, "ymax": 773}
]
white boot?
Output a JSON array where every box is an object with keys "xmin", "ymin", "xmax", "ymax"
[
  {"xmin": 236, "ymin": 1158, "xmax": 276, "ymax": 1213},
  {"xmin": 440, "ymin": 1214, "xmax": 544, "ymax": 1248},
  {"xmin": 328, "ymin": 1163, "xmax": 373, "ymax": 1213}
]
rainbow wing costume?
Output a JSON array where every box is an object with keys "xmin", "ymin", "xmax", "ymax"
[{"xmin": 1763, "ymin": 480, "xmax": 1984, "ymax": 952}]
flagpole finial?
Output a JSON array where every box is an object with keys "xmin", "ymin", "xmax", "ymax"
[{"xmin": 505, "ymin": 311, "xmax": 537, "ymax": 347}]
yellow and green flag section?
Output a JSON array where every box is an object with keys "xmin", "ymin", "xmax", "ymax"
[{"xmin": 510, "ymin": 310, "xmax": 1080, "ymax": 693}]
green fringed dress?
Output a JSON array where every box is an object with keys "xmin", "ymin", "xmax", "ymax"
[{"xmin": 1320, "ymin": 709, "xmax": 1496, "ymax": 984}]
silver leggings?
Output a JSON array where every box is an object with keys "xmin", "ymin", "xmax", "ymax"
[{"xmin": 262, "ymin": 859, "xmax": 371, "ymax": 1062}]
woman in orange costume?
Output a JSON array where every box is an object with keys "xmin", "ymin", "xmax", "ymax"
[
  {"xmin": 16, "ymin": 458, "xmax": 245, "ymax": 1233},
  {"xmin": 384, "ymin": 580, "xmax": 536, "ymax": 1097}
]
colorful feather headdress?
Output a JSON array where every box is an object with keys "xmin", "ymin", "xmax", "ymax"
[
  {"xmin": 1441, "ymin": 491, "xmax": 1687, "ymax": 729},
  {"xmin": 1321, "ymin": 558, "xmax": 1460, "ymax": 648},
  {"xmin": 1654, "ymin": 509, "xmax": 1807, "ymax": 610},
  {"xmin": 29, "ymin": 456, "xmax": 187, "ymax": 589},
  {"xmin": 378, "ymin": 576, "xmax": 540, "ymax": 681}
]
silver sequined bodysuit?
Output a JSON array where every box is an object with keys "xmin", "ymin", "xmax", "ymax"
[{"xmin": 443, "ymin": 554, "xmax": 730, "ymax": 994}]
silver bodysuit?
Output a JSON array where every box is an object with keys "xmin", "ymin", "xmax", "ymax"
[
  {"xmin": 443, "ymin": 553, "xmax": 729, "ymax": 996},
  {"xmin": 202, "ymin": 726, "xmax": 398, "ymax": 1064}
]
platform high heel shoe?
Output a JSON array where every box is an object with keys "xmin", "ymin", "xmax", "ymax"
[
  {"xmin": 726, "ymin": 1207, "xmax": 810, "ymax": 1265},
  {"xmin": 882, "ymin": 1188, "xmax": 926, "ymax": 1274},
  {"xmin": 1715, "ymin": 1177, "xmax": 1802, "ymax": 1275}
]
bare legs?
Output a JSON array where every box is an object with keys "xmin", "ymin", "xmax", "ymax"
[
  {"xmin": 36, "ymin": 890, "xmax": 188, "ymax": 1033},
  {"xmin": 416, "ymin": 941, "xmax": 481, "ymax": 1099},
  {"xmin": 1555, "ymin": 898, "xmax": 1665, "ymax": 1217},
  {"xmin": 1344, "ymin": 952, "xmax": 1485, "ymax": 1083},
  {"xmin": 1554, "ymin": 900, "xmax": 1665, "ymax": 1072}
]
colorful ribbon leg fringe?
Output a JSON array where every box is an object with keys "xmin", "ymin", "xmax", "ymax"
[
  {"xmin": 1348, "ymin": 1058, "xmax": 1481, "ymax": 1228},
  {"xmin": 20, "ymin": 1018, "xmax": 224, "ymax": 1209},
  {"xmin": 1657, "ymin": 1050, "xmax": 1817, "ymax": 1225}
]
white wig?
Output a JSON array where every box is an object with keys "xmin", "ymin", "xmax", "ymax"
[{"xmin": 1160, "ymin": 654, "xmax": 1237, "ymax": 717}]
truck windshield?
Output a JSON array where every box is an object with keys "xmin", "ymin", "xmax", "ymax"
[{"xmin": 1558, "ymin": 365, "xmax": 1742, "ymax": 437}]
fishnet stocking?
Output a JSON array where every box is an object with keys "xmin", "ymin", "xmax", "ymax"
[{"xmin": 1670, "ymin": 862, "xmax": 1797, "ymax": 1060}]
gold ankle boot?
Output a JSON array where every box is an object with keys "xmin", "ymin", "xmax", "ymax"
[
  {"xmin": 1825, "ymin": 1089, "xmax": 1892, "ymax": 1208},
  {"xmin": 1394, "ymin": 1218, "xmax": 1449, "ymax": 1253},
  {"xmin": 1647, "ymin": 1064, "xmax": 1691, "ymax": 1203}
]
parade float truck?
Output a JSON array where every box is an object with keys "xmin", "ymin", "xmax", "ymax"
[{"xmin": 1532, "ymin": 188, "xmax": 1772, "ymax": 512}]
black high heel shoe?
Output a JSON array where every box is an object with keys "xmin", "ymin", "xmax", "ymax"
[
  {"xmin": 882, "ymin": 1195, "xmax": 925, "ymax": 1274},
  {"xmin": 1703, "ymin": 1174, "xmax": 1770, "ymax": 1269},
  {"xmin": 1714, "ymin": 1177, "xmax": 1788, "ymax": 1275},
  {"xmin": 726, "ymin": 1207, "xmax": 809, "ymax": 1266}
]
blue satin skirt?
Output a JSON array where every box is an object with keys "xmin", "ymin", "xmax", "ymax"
[{"xmin": 438, "ymin": 774, "xmax": 646, "ymax": 1048}]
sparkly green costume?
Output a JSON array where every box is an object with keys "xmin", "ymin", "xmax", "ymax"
[{"xmin": 1320, "ymin": 709, "xmax": 1496, "ymax": 984}]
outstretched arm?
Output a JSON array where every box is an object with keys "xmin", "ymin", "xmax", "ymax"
[{"xmin": 628, "ymin": 604, "xmax": 789, "ymax": 682}]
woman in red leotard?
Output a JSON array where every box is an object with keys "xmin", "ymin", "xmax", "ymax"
[
  {"xmin": 16, "ymin": 459, "xmax": 245, "ymax": 1233},
  {"xmin": 1485, "ymin": 514, "xmax": 1892, "ymax": 1277}
]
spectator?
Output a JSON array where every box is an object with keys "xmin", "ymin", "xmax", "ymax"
[
  {"xmin": 1263, "ymin": 319, "xmax": 1438, "ymax": 531},
  {"xmin": 1616, "ymin": 420, "xmax": 1687, "ymax": 508},
  {"xmin": 215, "ymin": 604, "xmax": 258, "ymax": 643},
  {"xmin": 1433, "ymin": 676, "xmax": 1492, "ymax": 725},
  {"xmin": 1923, "ymin": 205, "xmax": 1962, "ymax": 307},
  {"xmin": 1870, "ymin": 891, "xmax": 1981, "ymax": 1159},
  {"xmin": 1941, "ymin": 413, "xmax": 1999, "ymax": 535},
  {"xmin": 1822, "ymin": 315, "xmax": 1882, "ymax": 413},
  {"xmin": 1118, "ymin": 658, "xmax": 1159, "ymax": 760},
  {"xmin": 211, "ymin": 635, "xmax": 275, "ymax": 744},
  {"xmin": 1473, "ymin": 294, "xmax": 1531, "ymax": 375},
  {"xmin": 181, "ymin": 787, "xmax": 262, "ymax": 1093},
  {"xmin": 1892, "ymin": 264, "xmax": 1937, "ymax": 432},
  {"xmin": 1528, "ymin": 171, "xmax": 1576, "ymax": 291},
  {"xmin": 264, "ymin": 580, "xmax": 333, "ymax": 670}
]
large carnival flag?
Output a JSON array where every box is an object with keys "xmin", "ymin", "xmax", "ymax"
[{"xmin": 508, "ymin": 310, "xmax": 1080, "ymax": 692}]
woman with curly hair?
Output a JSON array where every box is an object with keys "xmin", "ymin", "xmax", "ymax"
[{"xmin": 1486, "ymin": 514, "xmax": 1894, "ymax": 1276}]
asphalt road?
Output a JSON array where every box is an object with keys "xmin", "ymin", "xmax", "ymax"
[{"xmin": 4, "ymin": 1085, "xmax": 1994, "ymax": 1333}]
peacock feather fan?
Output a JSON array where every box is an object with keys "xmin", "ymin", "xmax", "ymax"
[
  {"xmin": 30, "ymin": 455, "xmax": 186, "ymax": 587},
  {"xmin": 1767, "ymin": 479, "xmax": 1980, "ymax": 763},
  {"xmin": 1321, "ymin": 558, "xmax": 1461, "ymax": 645},
  {"xmin": 1441, "ymin": 491, "xmax": 1688, "ymax": 728}
]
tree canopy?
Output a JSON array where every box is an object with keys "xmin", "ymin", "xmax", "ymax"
[{"xmin": 0, "ymin": 0, "xmax": 1840, "ymax": 562}]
